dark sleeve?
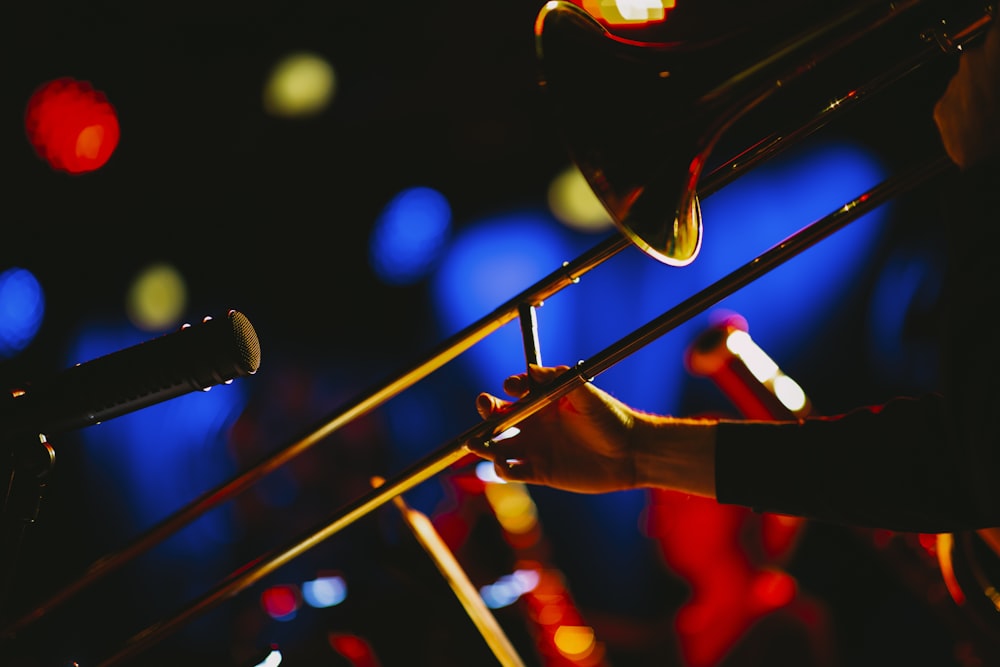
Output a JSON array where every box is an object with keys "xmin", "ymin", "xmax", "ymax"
[
  {"xmin": 716, "ymin": 158, "xmax": 1000, "ymax": 534},
  {"xmin": 714, "ymin": 394, "xmax": 1000, "ymax": 533}
]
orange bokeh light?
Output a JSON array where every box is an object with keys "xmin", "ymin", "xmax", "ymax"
[{"xmin": 24, "ymin": 77, "xmax": 120, "ymax": 174}]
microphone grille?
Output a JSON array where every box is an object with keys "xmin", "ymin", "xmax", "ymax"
[{"xmin": 228, "ymin": 310, "xmax": 261, "ymax": 375}]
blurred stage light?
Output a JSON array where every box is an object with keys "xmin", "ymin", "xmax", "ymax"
[
  {"xmin": 261, "ymin": 584, "xmax": 301, "ymax": 621},
  {"xmin": 0, "ymin": 267, "xmax": 45, "ymax": 359},
  {"xmin": 772, "ymin": 374, "xmax": 807, "ymax": 413},
  {"xmin": 328, "ymin": 633, "xmax": 379, "ymax": 666},
  {"xmin": 749, "ymin": 568, "xmax": 797, "ymax": 609},
  {"xmin": 475, "ymin": 460, "xmax": 505, "ymax": 483},
  {"xmin": 24, "ymin": 77, "xmax": 120, "ymax": 174},
  {"xmin": 370, "ymin": 186, "xmax": 452, "ymax": 285},
  {"xmin": 126, "ymin": 262, "xmax": 188, "ymax": 331},
  {"xmin": 553, "ymin": 625, "xmax": 597, "ymax": 661},
  {"xmin": 547, "ymin": 164, "xmax": 614, "ymax": 233},
  {"xmin": 724, "ymin": 328, "xmax": 809, "ymax": 415},
  {"xmin": 581, "ymin": 0, "xmax": 675, "ymax": 25},
  {"xmin": 866, "ymin": 247, "xmax": 943, "ymax": 390},
  {"xmin": 72, "ymin": 321, "xmax": 249, "ymax": 556},
  {"xmin": 430, "ymin": 209, "xmax": 576, "ymax": 390},
  {"xmin": 480, "ymin": 569, "xmax": 541, "ymax": 610},
  {"xmin": 302, "ymin": 574, "xmax": 347, "ymax": 608},
  {"xmin": 484, "ymin": 480, "xmax": 538, "ymax": 536},
  {"xmin": 429, "ymin": 205, "xmax": 693, "ymax": 419},
  {"xmin": 431, "ymin": 141, "xmax": 889, "ymax": 410},
  {"xmin": 263, "ymin": 52, "xmax": 336, "ymax": 118},
  {"xmin": 696, "ymin": 139, "xmax": 890, "ymax": 358},
  {"xmin": 253, "ymin": 648, "xmax": 283, "ymax": 667}
]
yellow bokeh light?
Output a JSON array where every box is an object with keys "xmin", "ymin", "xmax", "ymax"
[
  {"xmin": 553, "ymin": 625, "xmax": 597, "ymax": 659},
  {"xmin": 547, "ymin": 164, "xmax": 614, "ymax": 233},
  {"xmin": 582, "ymin": 0, "xmax": 675, "ymax": 25},
  {"xmin": 484, "ymin": 482, "xmax": 539, "ymax": 534},
  {"xmin": 263, "ymin": 52, "xmax": 337, "ymax": 118},
  {"xmin": 126, "ymin": 262, "xmax": 187, "ymax": 331}
]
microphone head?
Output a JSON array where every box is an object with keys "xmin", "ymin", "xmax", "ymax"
[
  {"xmin": 227, "ymin": 309, "xmax": 262, "ymax": 377},
  {"xmin": 155, "ymin": 308, "xmax": 262, "ymax": 392}
]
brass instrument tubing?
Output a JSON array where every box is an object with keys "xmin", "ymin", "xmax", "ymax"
[
  {"xmin": 389, "ymin": 491, "xmax": 527, "ymax": 667},
  {"xmin": 704, "ymin": 7, "xmax": 991, "ymax": 195},
  {"xmin": 0, "ymin": 233, "xmax": 629, "ymax": 641},
  {"xmin": 575, "ymin": 155, "xmax": 954, "ymax": 379},
  {"xmin": 95, "ymin": 153, "xmax": 953, "ymax": 666},
  {"xmin": 9, "ymin": 2, "xmax": 992, "ymax": 646}
]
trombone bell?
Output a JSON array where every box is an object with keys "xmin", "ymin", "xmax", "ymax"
[
  {"xmin": 533, "ymin": 0, "xmax": 985, "ymax": 267},
  {"xmin": 535, "ymin": 1, "xmax": 704, "ymax": 267}
]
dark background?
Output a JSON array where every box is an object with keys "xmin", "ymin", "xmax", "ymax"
[{"xmin": 2, "ymin": 1, "xmax": 998, "ymax": 666}]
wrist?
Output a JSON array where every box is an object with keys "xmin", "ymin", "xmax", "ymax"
[{"xmin": 631, "ymin": 414, "xmax": 718, "ymax": 498}]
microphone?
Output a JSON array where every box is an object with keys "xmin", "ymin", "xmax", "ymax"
[{"xmin": 0, "ymin": 309, "xmax": 261, "ymax": 443}]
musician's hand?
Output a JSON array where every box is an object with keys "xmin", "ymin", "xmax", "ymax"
[
  {"xmin": 934, "ymin": 15, "xmax": 1000, "ymax": 170},
  {"xmin": 467, "ymin": 364, "xmax": 718, "ymax": 498},
  {"xmin": 468, "ymin": 364, "xmax": 641, "ymax": 494}
]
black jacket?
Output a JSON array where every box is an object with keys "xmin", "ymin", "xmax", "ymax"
[{"xmin": 715, "ymin": 160, "xmax": 1000, "ymax": 533}]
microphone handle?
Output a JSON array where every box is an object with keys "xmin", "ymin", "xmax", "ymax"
[{"xmin": 0, "ymin": 310, "xmax": 260, "ymax": 443}]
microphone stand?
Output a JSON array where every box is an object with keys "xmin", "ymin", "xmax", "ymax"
[{"xmin": 1, "ymin": 432, "xmax": 55, "ymax": 617}]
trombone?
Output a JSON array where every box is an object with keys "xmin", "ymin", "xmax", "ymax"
[{"xmin": 4, "ymin": 0, "xmax": 994, "ymax": 663}]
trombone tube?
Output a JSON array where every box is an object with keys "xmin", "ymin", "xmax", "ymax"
[
  {"xmin": 703, "ymin": 6, "xmax": 991, "ymax": 194},
  {"xmin": 389, "ymin": 492, "xmax": 528, "ymax": 667},
  {"xmin": 12, "ymin": 3, "xmax": 991, "ymax": 645},
  {"xmin": 96, "ymin": 152, "xmax": 954, "ymax": 666},
  {"xmin": 0, "ymin": 233, "xmax": 629, "ymax": 643}
]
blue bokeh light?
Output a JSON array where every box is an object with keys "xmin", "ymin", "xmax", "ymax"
[
  {"xmin": 425, "ymin": 139, "xmax": 893, "ymax": 613},
  {"xmin": 866, "ymin": 246, "xmax": 944, "ymax": 391},
  {"xmin": 68, "ymin": 321, "xmax": 249, "ymax": 559},
  {"xmin": 370, "ymin": 186, "xmax": 452, "ymax": 285},
  {"xmin": 302, "ymin": 575, "xmax": 348, "ymax": 608},
  {"xmin": 428, "ymin": 139, "xmax": 891, "ymax": 415},
  {"xmin": 429, "ymin": 209, "xmax": 591, "ymax": 398},
  {"xmin": 692, "ymin": 139, "xmax": 891, "ymax": 356},
  {"xmin": 0, "ymin": 267, "xmax": 45, "ymax": 359}
]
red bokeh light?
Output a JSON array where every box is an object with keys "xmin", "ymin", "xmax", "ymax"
[
  {"xmin": 24, "ymin": 77, "xmax": 120, "ymax": 174},
  {"xmin": 260, "ymin": 584, "xmax": 300, "ymax": 620},
  {"xmin": 328, "ymin": 633, "xmax": 380, "ymax": 667}
]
